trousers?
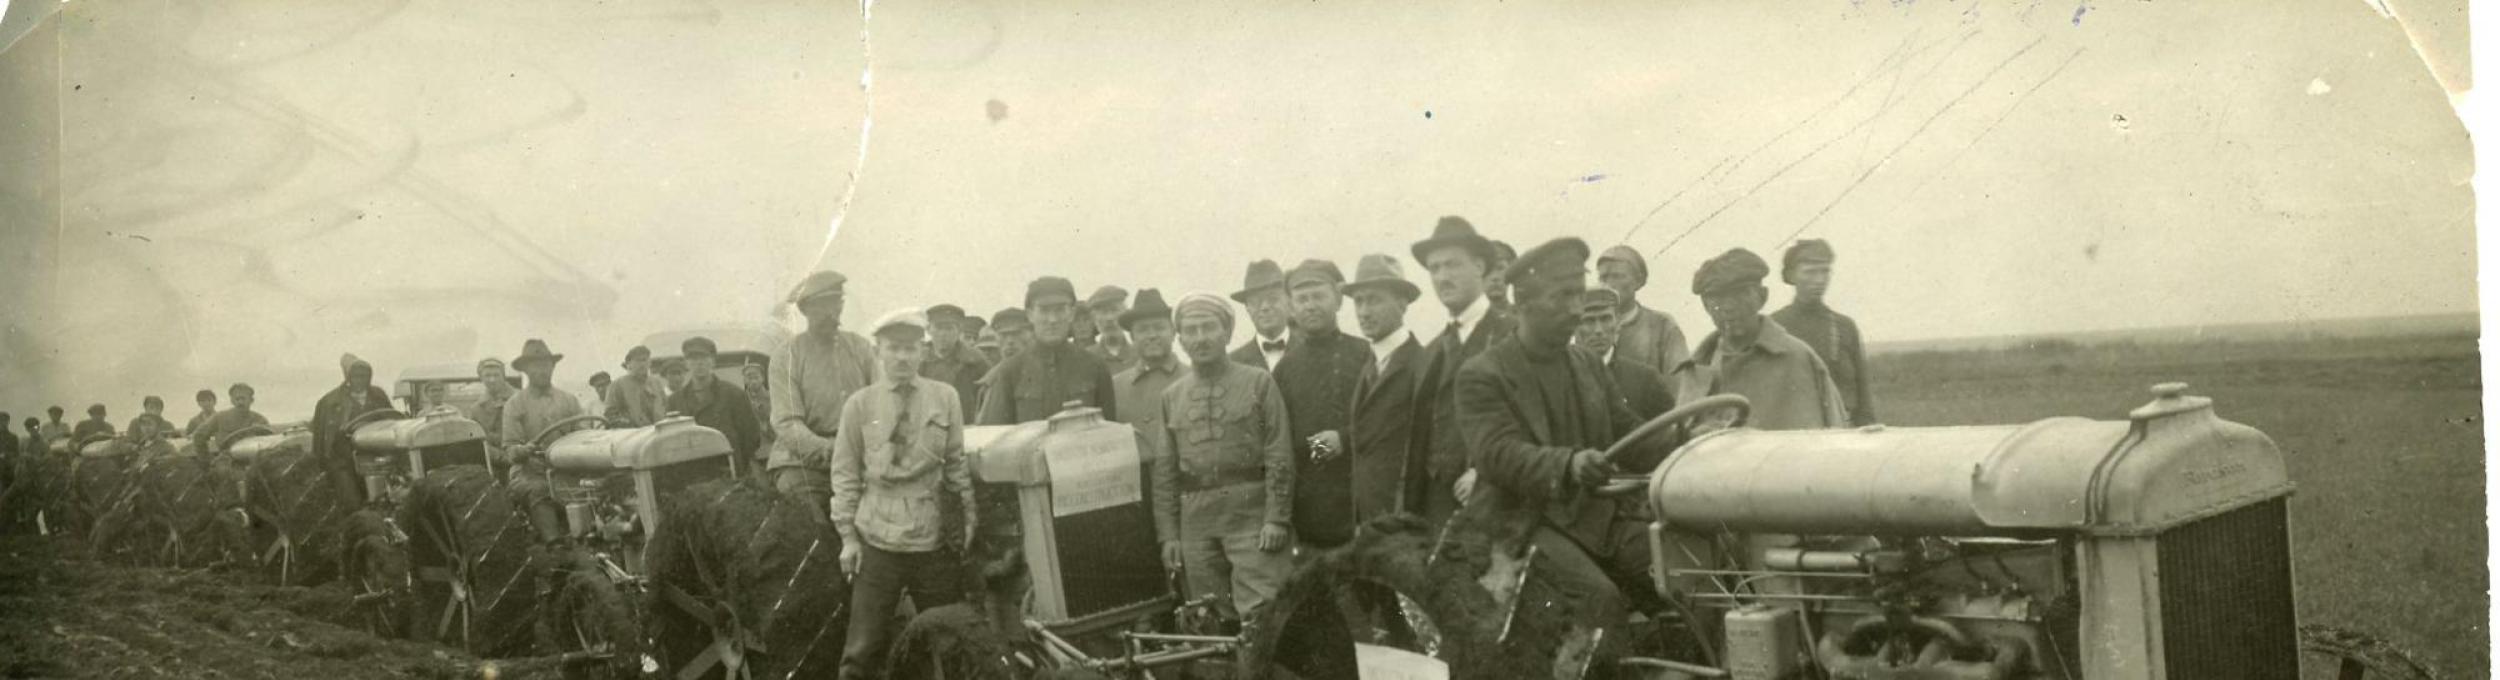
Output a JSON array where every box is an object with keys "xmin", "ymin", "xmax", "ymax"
[{"xmin": 839, "ymin": 543, "xmax": 967, "ymax": 680}]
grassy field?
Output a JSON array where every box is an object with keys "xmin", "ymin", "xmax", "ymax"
[{"xmin": 1875, "ymin": 332, "xmax": 2487, "ymax": 677}]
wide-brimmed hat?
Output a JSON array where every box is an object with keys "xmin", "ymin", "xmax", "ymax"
[
  {"xmin": 1409, "ymin": 216, "xmax": 1498, "ymax": 269},
  {"xmin": 1340, "ymin": 254, "xmax": 1420, "ymax": 302},
  {"xmin": 1230, "ymin": 260, "xmax": 1287, "ymax": 303},
  {"xmin": 512, "ymin": 338, "xmax": 565, "ymax": 368},
  {"xmin": 1119, "ymin": 289, "xmax": 1173, "ymax": 330}
]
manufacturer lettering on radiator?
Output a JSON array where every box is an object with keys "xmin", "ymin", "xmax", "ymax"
[{"xmin": 2181, "ymin": 461, "xmax": 2247, "ymax": 486}]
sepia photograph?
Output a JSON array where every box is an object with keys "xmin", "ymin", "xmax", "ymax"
[{"xmin": 0, "ymin": 1, "xmax": 2484, "ymax": 679}]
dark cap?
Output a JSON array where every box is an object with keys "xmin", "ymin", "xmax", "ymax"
[
  {"xmin": 1503, "ymin": 237, "xmax": 1591, "ymax": 290},
  {"xmin": 1119, "ymin": 289, "xmax": 1173, "ymax": 330},
  {"xmin": 1410, "ymin": 216, "xmax": 1498, "ymax": 270},
  {"xmin": 1693, "ymin": 248, "xmax": 1772, "ymax": 295},
  {"xmin": 927, "ymin": 304, "xmax": 967, "ymax": 322},
  {"xmin": 195, "ymin": 389, "xmax": 216, "ymax": 401},
  {"xmin": 1581, "ymin": 288, "xmax": 1620, "ymax": 314},
  {"xmin": 624, "ymin": 345, "xmax": 651, "ymax": 363},
  {"xmin": 1025, "ymin": 276, "xmax": 1078, "ymax": 308},
  {"xmin": 1087, "ymin": 286, "xmax": 1129, "ymax": 310},
  {"xmin": 1490, "ymin": 240, "xmax": 1519, "ymax": 264},
  {"xmin": 992, "ymin": 308, "xmax": 1032, "ymax": 332},
  {"xmin": 1286, "ymin": 259, "xmax": 1345, "ymax": 289},
  {"xmin": 681, "ymin": 336, "xmax": 718, "ymax": 358},
  {"xmin": 1231, "ymin": 260, "xmax": 1288, "ymax": 303},
  {"xmin": 589, "ymin": 371, "xmax": 613, "ymax": 385},
  {"xmin": 1783, "ymin": 239, "xmax": 1835, "ymax": 284}
]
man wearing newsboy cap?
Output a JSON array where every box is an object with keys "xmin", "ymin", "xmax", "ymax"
[
  {"xmin": 1769, "ymin": 239, "xmax": 1877, "ymax": 426},
  {"xmin": 1665, "ymin": 248, "xmax": 1848, "ymax": 431},
  {"xmin": 769, "ymin": 270, "xmax": 881, "ymax": 523},
  {"xmin": 667, "ymin": 336, "xmax": 764, "ymax": 463},
  {"xmin": 978, "ymin": 276, "xmax": 1119, "ymax": 426}
]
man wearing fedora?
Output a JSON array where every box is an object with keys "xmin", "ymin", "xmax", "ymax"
[
  {"xmin": 1406, "ymin": 216, "xmax": 1514, "ymax": 522},
  {"xmin": 604, "ymin": 346, "xmax": 668, "ymax": 428},
  {"xmin": 1667, "ymin": 248, "xmax": 1848, "ymax": 431},
  {"xmin": 311, "ymin": 354, "xmax": 393, "ymax": 504},
  {"xmin": 1339, "ymin": 254, "xmax": 1428, "ymax": 527},
  {"xmin": 919, "ymin": 304, "xmax": 993, "ymax": 416},
  {"xmin": 499, "ymin": 339, "xmax": 586, "ymax": 452},
  {"xmin": 1770, "ymin": 239, "xmax": 1877, "ymax": 427},
  {"xmin": 668, "ymin": 337, "xmax": 764, "ymax": 464},
  {"xmin": 1086, "ymin": 286, "xmax": 1140, "ymax": 376},
  {"xmin": 1227, "ymin": 260, "xmax": 1293, "ymax": 372},
  {"xmin": 1270, "ymin": 259, "xmax": 1370, "ymax": 551},
  {"xmin": 977, "ymin": 276, "xmax": 1119, "ymax": 426},
  {"xmin": 1112, "ymin": 289, "xmax": 1183, "ymax": 466},
  {"xmin": 1596, "ymin": 245, "xmax": 1692, "ymax": 396},
  {"xmin": 769, "ymin": 271, "xmax": 880, "ymax": 523}
]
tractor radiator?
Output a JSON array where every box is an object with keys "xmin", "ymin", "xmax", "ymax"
[{"xmin": 2155, "ymin": 497, "xmax": 2296, "ymax": 678}]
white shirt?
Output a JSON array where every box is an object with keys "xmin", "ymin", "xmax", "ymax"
[
  {"xmin": 1367, "ymin": 326, "xmax": 1413, "ymax": 374},
  {"xmin": 1448, "ymin": 296, "xmax": 1491, "ymax": 344},
  {"xmin": 1256, "ymin": 328, "xmax": 1292, "ymax": 369}
]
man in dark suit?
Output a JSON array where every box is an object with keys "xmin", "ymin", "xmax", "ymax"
[
  {"xmin": 1227, "ymin": 260, "xmax": 1293, "ymax": 371},
  {"xmin": 1403, "ymin": 216, "xmax": 1514, "ymax": 522},
  {"xmin": 1338, "ymin": 254, "xmax": 1427, "ymax": 526},
  {"xmin": 1576, "ymin": 288, "xmax": 1675, "ymax": 469},
  {"xmin": 1272, "ymin": 260, "xmax": 1370, "ymax": 552}
]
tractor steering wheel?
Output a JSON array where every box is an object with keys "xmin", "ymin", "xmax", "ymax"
[
  {"xmin": 1594, "ymin": 394, "xmax": 1751, "ymax": 497},
  {"xmin": 528, "ymin": 414, "xmax": 609, "ymax": 452}
]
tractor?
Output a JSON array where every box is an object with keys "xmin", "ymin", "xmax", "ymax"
[{"xmin": 1239, "ymin": 384, "xmax": 2441, "ymax": 680}]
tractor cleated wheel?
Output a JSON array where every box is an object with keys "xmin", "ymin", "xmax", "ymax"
[
  {"xmin": 536, "ymin": 548, "xmax": 647, "ymax": 680},
  {"xmin": 2300, "ymin": 624, "xmax": 2440, "ymax": 680},
  {"xmin": 342, "ymin": 509, "xmax": 414, "ymax": 639}
]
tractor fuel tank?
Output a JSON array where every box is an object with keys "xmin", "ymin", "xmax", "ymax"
[
  {"xmin": 350, "ymin": 406, "xmax": 485, "ymax": 452},
  {"xmin": 226, "ymin": 429, "xmax": 310, "ymax": 464},
  {"xmin": 543, "ymin": 416, "xmax": 732, "ymax": 472},
  {"xmin": 1648, "ymin": 383, "xmax": 2293, "ymax": 537}
]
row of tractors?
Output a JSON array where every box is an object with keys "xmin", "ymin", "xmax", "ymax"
[{"xmin": 0, "ymin": 338, "xmax": 2446, "ymax": 680}]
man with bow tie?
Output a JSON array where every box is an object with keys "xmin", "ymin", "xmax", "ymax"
[{"xmin": 1227, "ymin": 260, "xmax": 1294, "ymax": 371}]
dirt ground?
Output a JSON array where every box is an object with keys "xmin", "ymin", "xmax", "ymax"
[
  {"xmin": 0, "ymin": 534, "xmax": 572, "ymax": 680},
  {"xmin": 1878, "ymin": 332, "xmax": 2488, "ymax": 678},
  {"xmin": 0, "ymin": 333, "xmax": 2483, "ymax": 678}
]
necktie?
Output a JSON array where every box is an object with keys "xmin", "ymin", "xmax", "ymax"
[
  {"xmin": 1443, "ymin": 321, "xmax": 1462, "ymax": 345},
  {"xmin": 889, "ymin": 381, "xmax": 916, "ymax": 466}
]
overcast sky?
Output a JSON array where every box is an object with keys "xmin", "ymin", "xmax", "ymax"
[{"xmin": 0, "ymin": 0, "xmax": 2474, "ymax": 421}]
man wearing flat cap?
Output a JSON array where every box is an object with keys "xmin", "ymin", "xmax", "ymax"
[
  {"xmin": 470, "ymin": 357, "xmax": 519, "ymax": 446},
  {"xmin": 973, "ymin": 320, "xmax": 1002, "ymax": 366},
  {"xmin": 919, "ymin": 304, "xmax": 993, "ymax": 415},
  {"xmin": 1484, "ymin": 239, "xmax": 1518, "ymax": 313},
  {"xmin": 1577, "ymin": 288, "xmax": 1676, "ymax": 432},
  {"xmin": 831, "ymin": 308, "xmax": 976, "ymax": 680},
  {"xmin": 1454, "ymin": 237, "xmax": 1681, "ymax": 635},
  {"xmin": 1270, "ymin": 259, "xmax": 1371, "ymax": 551},
  {"xmin": 1668, "ymin": 248, "xmax": 1848, "ymax": 431},
  {"xmin": 1596, "ymin": 245, "xmax": 1693, "ymax": 395},
  {"xmin": 1112, "ymin": 289, "xmax": 1184, "ymax": 474},
  {"xmin": 667, "ymin": 337, "xmax": 764, "ymax": 464},
  {"xmin": 1407, "ymin": 216, "xmax": 1515, "ymax": 522},
  {"xmin": 770, "ymin": 270, "xmax": 880, "ymax": 523},
  {"xmin": 312, "ymin": 354, "xmax": 394, "ymax": 504},
  {"xmin": 978, "ymin": 276, "xmax": 1119, "ymax": 426},
  {"xmin": 1770, "ymin": 239, "xmax": 1877, "ymax": 427},
  {"xmin": 604, "ymin": 346, "xmax": 668, "ymax": 428},
  {"xmin": 1228, "ymin": 260, "xmax": 1293, "ymax": 372},
  {"xmin": 1086, "ymin": 286, "xmax": 1140, "ymax": 376},
  {"xmin": 1152, "ymin": 292, "xmax": 1295, "ymax": 626}
]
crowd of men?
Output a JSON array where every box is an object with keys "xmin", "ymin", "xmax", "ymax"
[{"xmin": 0, "ymin": 216, "xmax": 1874, "ymax": 680}]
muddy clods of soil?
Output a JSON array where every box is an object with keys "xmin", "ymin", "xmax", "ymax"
[{"xmin": 0, "ymin": 534, "xmax": 561, "ymax": 680}]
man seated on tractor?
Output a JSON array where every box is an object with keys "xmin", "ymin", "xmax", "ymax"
[
  {"xmin": 72, "ymin": 404, "xmax": 116, "ymax": 443},
  {"xmin": 1453, "ymin": 237, "xmax": 1680, "ymax": 640},
  {"xmin": 127, "ymin": 396, "xmax": 175, "ymax": 441},
  {"xmin": 194, "ymin": 383, "xmax": 270, "ymax": 456},
  {"xmin": 830, "ymin": 308, "xmax": 977, "ymax": 680},
  {"xmin": 500, "ymin": 338, "xmax": 585, "ymax": 544}
]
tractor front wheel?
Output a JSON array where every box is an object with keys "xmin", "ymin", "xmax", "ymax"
[
  {"xmin": 536, "ymin": 549, "xmax": 648, "ymax": 680},
  {"xmin": 2300, "ymin": 624, "xmax": 2441, "ymax": 680}
]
